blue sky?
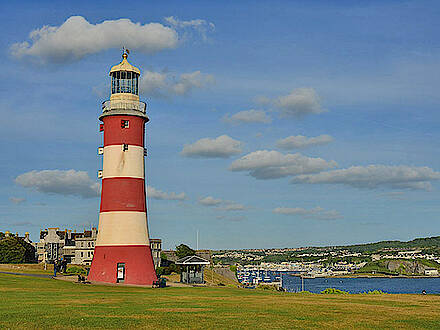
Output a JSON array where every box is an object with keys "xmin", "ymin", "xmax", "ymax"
[{"xmin": 1, "ymin": 0, "xmax": 440, "ymax": 249}]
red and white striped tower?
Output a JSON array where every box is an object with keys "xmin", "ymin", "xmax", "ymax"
[{"xmin": 88, "ymin": 51, "xmax": 157, "ymax": 285}]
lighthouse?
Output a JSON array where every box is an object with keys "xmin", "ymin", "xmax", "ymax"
[{"xmin": 88, "ymin": 51, "xmax": 157, "ymax": 285}]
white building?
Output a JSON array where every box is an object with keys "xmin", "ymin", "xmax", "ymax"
[{"xmin": 424, "ymin": 268, "xmax": 439, "ymax": 276}]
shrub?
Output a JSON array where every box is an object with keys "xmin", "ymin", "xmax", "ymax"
[
  {"xmin": 256, "ymin": 284, "xmax": 277, "ymax": 291},
  {"xmin": 361, "ymin": 290, "xmax": 386, "ymax": 294},
  {"xmin": 321, "ymin": 288, "xmax": 349, "ymax": 294},
  {"xmin": 65, "ymin": 266, "xmax": 87, "ymax": 275},
  {"xmin": 156, "ymin": 263, "xmax": 181, "ymax": 276}
]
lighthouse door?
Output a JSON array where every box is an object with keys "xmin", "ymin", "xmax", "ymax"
[{"xmin": 116, "ymin": 263, "xmax": 125, "ymax": 283}]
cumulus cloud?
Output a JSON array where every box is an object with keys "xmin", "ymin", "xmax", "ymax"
[
  {"xmin": 199, "ymin": 196, "xmax": 246, "ymax": 211},
  {"xmin": 275, "ymin": 88, "xmax": 326, "ymax": 118},
  {"xmin": 273, "ymin": 206, "xmax": 343, "ymax": 220},
  {"xmin": 10, "ymin": 16, "xmax": 178, "ymax": 64},
  {"xmin": 140, "ymin": 70, "xmax": 214, "ymax": 98},
  {"xmin": 218, "ymin": 203, "xmax": 246, "ymax": 211},
  {"xmin": 147, "ymin": 186, "xmax": 187, "ymax": 201},
  {"xmin": 15, "ymin": 169, "xmax": 100, "ymax": 198},
  {"xmin": 276, "ymin": 135, "xmax": 333, "ymax": 150},
  {"xmin": 290, "ymin": 165, "xmax": 440, "ymax": 190},
  {"xmin": 164, "ymin": 16, "xmax": 215, "ymax": 41},
  {"xmin": 171, "ymin": 71, "xmax": 215, "ymax": 95},
  {"xmin": 181, "ymin": 135, "xmax": 242, "ymax": 158},
  {"xmin": 223, "ymin": 110, "xmax": 272, "ymax": 124},
  {"xmin": 9, "ymin": 197, "xmax": 26, "ymax": 204},
  {"xmin": 229, "ymin": 150, "xmax": 337, "ymax": 180},
  {"xmin": 199, "ymin": 196, "xmax": 222, "ymax": 206}
]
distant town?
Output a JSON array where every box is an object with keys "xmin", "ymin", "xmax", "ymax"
[
  {"xmin": 1, "ymin": 229, "xmax": 439, "ymax": 282},
  {"xmin": 213, "ymin": 236, "xmax": 440, "ymax": 280}
]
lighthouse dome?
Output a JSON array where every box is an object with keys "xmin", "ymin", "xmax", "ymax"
[{"xmin": 109, "ymin": 52, "xmax": 141, "ymax": 75}]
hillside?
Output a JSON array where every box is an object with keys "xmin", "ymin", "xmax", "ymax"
[
  {"xmin": 339, "ymin": 236, "xmax": 440, "ymax": 253},
  {"xmin": 358, "ymin": 259, "xmax": 440, "ymax": 276}
]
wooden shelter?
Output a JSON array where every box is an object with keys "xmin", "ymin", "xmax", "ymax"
[{"xmin": 176, "ymin": 255, "xmax": 210, "ymax": 284}]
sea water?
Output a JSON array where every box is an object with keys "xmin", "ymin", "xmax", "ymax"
[{"xmin": 281, "ymin": 275, "xmax": 440, "ymax": 294}]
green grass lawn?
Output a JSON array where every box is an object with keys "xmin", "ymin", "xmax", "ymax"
[{"xmin": 1, "ymin": 274, "xmax": 440, "ymax": 329}]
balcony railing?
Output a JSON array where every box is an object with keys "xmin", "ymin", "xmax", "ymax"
[{"xmin": 102, "ymin": 100, "xmax": 146, "ymax": 114}]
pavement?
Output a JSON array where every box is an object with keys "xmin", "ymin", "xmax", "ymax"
[
  {"xmin": 0, "ymin": 271, "xmax": 53, "ymax": 278},
  {"xmin": 1, "ymin": 271, "xmax": 204, "ymax": 288}
]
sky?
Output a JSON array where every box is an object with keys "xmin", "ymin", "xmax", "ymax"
[{"xmin": 1, "ymin": 0, "xmax": 440, "ymax": 250}]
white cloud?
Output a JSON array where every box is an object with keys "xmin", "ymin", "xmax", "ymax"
[
  {"xmin": 15, "ymin": 169, "xmax": 100, "ymax": 198},
  {"xmin": 181, "ymin": 135, "xmax": 242, "ymax": 158},
  {"xmin": 254, "ymin": 95, "xmax": 272, "ymax": 106},
  {"xmin": 199, "ymin": 196, "xmax": 246, "ymax": 211},
  {"xmin": 229, "ymin": 150, "xmax": 337, "ymax": 179},
  {"xmin": 218, "ymin": 203, "xmax": 246, "ymax": 211},
  {"xmin": 147, "ymin": 186, "xmax": 187, "ymax": 201},
  {"xmin": 223, "ymin": 110, "xmax": 272, "ymax": 124},
  {"xmin": 276, "ymin": 135, "xmax": 333, "ymax": 150},
  {"xmin": 275, "ymin": 88, "xmax": 326, "ymax": 118},
  {"xmin": 273, "ymin": 206, "xmax": 342, "ymax": 220},
  {"xmin": 140, "ymin": 71, "xmax": 168, "ymax": 96},
  {"xmin": 290, "ymin": 165, "xmax": 440, "ymax": 190},
  {"xmin": 164, "ymin": 16, "xmax": 215, "ymax": 41},
  {"xmin": 171, "ymin": 71, "xmax": 215, "ymax": 95},
  {"xmin": 140, "ymin": 70, "xmax": 214, "ymax": 98},
  {"xmin": 10, "ymin": 16, "xmax": 178, "ymax": 64},
  {"xmin": 199, "ymin": 196, "xmax": 222, "ymax": 206},
  {"xmin": 9, "ymin": 197, "xmax": 26, "ymax": 204}
]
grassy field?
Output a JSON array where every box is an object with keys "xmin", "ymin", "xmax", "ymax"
[
  {"xmin": 1, "ymin": 273, "xmax": 440, "ymax": 329},
  {"xmin": 0, "ymin": 263, "xmax": 53, "ymax": 274}
]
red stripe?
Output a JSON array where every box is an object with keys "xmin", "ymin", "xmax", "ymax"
[
  {"xmin": 103, "ymin": 115, "xmax": 145, "ymax": 147},
  {"xmin": 100, "ymin": 177, "xmax": 146, "ymax": 212},
  {"xmin": 88, "ymin": 245, "xmax": 157, "ymax": 285}
]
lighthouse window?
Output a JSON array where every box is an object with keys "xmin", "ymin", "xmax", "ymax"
[
  {"xmin": 111, "ymin": 72, "xmax": 139, "ymax": 95},
  {"xmin": 121, "ymin": 120, "xmax": 129, "ymax": 128}
]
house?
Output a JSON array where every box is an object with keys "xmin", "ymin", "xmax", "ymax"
[
  {"xmin": 150, "ymin": 238, "xmax": 162, "ymax": 268},
  {"xmin": 36, "ymin": 227, "xmax": 97, "ymax": 264},
  {"xmin": 35, "ymin": 227, "xmax": 162, "ymax": 268}
]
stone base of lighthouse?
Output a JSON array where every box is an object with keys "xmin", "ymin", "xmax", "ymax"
[{"xmin": 88, "ymin": 245, "xmax": 157, "ymax": 285}]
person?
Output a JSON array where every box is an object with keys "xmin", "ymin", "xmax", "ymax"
[
  {"xmin": 422, "ymin": 290, "xmax": 427, "ymax": 295},
  {"xmin": 62, "ymin": 259, "xmax": 67, "ymax": 273},
  {"xmin": 53, "ymin": 261, "xmax": 57, "ymax": 277}
]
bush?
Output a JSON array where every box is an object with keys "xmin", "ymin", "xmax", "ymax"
[
  {"xmin": 229, "ymin": 265, "xmax": 237, "ymax": 273},
  {"xmin": 156, "ymin": 263, "xmax": 181, "ymax": 276},
  {"xmin": 361, "ymin": 290, "xmax": 386, "ymax": 294},
  {"xmin": 256, "ymin": 284, "xmax": 277, "ymax": 291},
  {"xmin": 65, "ymin": 266, "xmax": 87, "ymax": 275},
  {"xmin": 321, "ymin": 288, "xmax": 349, "ymax": 294}
]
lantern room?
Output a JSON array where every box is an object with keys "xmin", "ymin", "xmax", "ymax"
[{"xmin": 109, "ymin": 51, "xmax": 141, "ymax": 97}]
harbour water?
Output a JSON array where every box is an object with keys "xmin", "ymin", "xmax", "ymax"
[
  {"xmin": 282, "ymin": 275, "xmax": 440, "ymax": 294},
  {"xmin": 237, "ymin": 270, "xmax": 440, "ymax": 294}
]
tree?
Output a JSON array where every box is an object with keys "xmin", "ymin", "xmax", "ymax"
[
  {"xmin": 0, "ymin": 236, "xmax": 36, "ymax": 263},
  {"xmin": 175, "ymin": 244, "xmax": 195, "ymax": 259}
]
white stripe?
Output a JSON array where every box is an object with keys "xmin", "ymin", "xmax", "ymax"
[
  {"xmin": 103, "ymin": 145, "xmax": 144, "ymax": 179},
  {"xmin": 96, "ymin": 211, "xmax": 150, "ymax": 246}
]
